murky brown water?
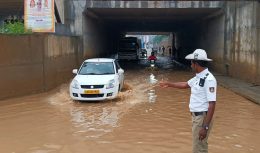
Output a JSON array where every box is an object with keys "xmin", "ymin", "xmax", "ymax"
[{"xmin": 0, "ymin": 60, "xmax": 259, "ymax": 153}]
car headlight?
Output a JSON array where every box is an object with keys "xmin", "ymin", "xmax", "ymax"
[
  {"xmin": 71, "ymin": 80, "xmax": 79, "ymax": 89},
  {"xmin": 106, "ymin": 79, "xmax": 115, "ymax": 89}
]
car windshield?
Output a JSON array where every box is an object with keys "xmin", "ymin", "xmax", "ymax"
[{"xmin": 78, "ymin": 62, "xmax": 115, "ymax": 75}]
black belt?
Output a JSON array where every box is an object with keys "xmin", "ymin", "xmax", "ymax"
[{"xmin": 192, "ymin": 111, "xmax": 207, "ymax": 116}]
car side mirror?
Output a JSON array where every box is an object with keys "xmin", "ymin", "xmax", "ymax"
[
  {"xmin": 72, "ymin": 69, "xmax": 78, "ymax": 74},
  {"xmin": 118, "ymin": 69, "xmax": 124, "ymax": 74}
]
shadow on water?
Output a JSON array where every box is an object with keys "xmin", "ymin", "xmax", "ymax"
[{"xmin": 42, "ymin": 81, "xmax": 141, "ymax": 143}]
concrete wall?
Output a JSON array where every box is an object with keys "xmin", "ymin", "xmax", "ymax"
[
  {"xmin": 83, "ymin": 16, "xmax": 100, "ymax": 58},
  {"xmin": 225, "ymin": 1, "xmax": 259, "ymax": 84},
  {"xmin": 61, "ymin": 0, "xmax": 111, "ymax": 58},
  {"xmin": 64, "ymin": 0, "xmax": 85, "ymax": 36},
  {"xmin": 197, "ymin": 11, "xmax": 225, "ymax": 73},
  {"xmin": 0, "ymin": 34, "xmax": 82, "ymax": 100},
  {"xmin": 44, "ymin": 35, "xmax": 83, "ymax": 90},
  {"xmin": 194, "ymin": 1, "xmax": 260, "ymax": 84},
  {"xmin": 83, "ymin": 15, "xmax": 110, "ymax": 58},
  {"xmin": 175, "ymin": 26, "xmax": 200, "ymax": 61},
  {"xmin": 52, "ymin": 0, "xmax": 85, "ymax": 36},
  {"xmin": 257, "ymin": 2, "xmax": 260, "ymax": 84}
]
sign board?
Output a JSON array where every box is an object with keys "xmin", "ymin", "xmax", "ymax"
[{"xmin": 24, "ymin": 0, "xmax": 55, "ymax": 32}]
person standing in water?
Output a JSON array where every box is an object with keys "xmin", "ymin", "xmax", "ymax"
[{"xmin": 159, "ymin": 49, "xmax": 217, "ymax": 153}]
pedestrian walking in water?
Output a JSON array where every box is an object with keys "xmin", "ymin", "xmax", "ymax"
[
  {"xmin": 159, "ymin": 49, "xmax": 217, "ymax": 153},
  {"xmin": 162, "ymin": 46, "xmax": 165, "ymax": 56},
  {"xmin": 168, "ymin": 47, "xmax": 172, "ymax": 57}
]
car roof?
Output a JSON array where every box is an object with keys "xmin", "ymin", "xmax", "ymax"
[{"xmin": 84, "ymin": 58, "xmax": 115, "ymax": 63}]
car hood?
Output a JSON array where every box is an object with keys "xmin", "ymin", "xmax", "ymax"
[{"xmin": 74, "ymin": 74, "xmax": 116, "ymax": 85}]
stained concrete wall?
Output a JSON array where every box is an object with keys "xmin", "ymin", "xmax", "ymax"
[
  {"xmin": 64, "ymin": 0, "xmax": 85, "ymax": 36},
  {"xmin": 52, "ymin": 0, "xmax": 85, "ymax": 36},
  {"xmin": 0, "ymin": 34, "xmax": 82, "ymax": 100},
  {"xmin": 257, "ymin": 2, "xmax": 260, "ymax": 84},
  {"xmin": 196, "ymin": 1, "xmax": 260, "ymax": 84},
  {"xmin": 196, "ymin": 11, "xmax": 225, "ymax": 73},
  {"xmin": 44, "ymin": 35, "xmax": 83, "ymax": 90},
  {"xmin": 224, "ymin": 1, "xmax": 259, "ymax": 84},
  {"xmin": 58, "ymin": 0, "xmax": 110, "ymax": 58}
]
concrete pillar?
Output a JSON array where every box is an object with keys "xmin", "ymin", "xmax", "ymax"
[
  {"xmin": 83, "ymin": 12, "xmax": 112, "ymax": 59},
  {"xmin": 197, "ymin": 10, "xmax": 225, "ymax": 72},
  {"xmin": 83, "ymin": 15, "xmax": 98, "ymax": 58},
  {"xmin": 64, "ymin": 0, "xmax": 85, "ymax": 36}
]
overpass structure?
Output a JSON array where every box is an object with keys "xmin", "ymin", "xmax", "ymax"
[{"xmin": 76, "ymin": 1, "xmax": 259, "ymax": 85}]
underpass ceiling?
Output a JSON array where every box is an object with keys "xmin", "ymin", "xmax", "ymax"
[{"xmin": 87, "ymin": 8, "xmax": 222, "ymax": 32}]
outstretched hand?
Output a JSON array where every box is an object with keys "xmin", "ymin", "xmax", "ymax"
[{"xmin": 159, "ymin": 81, "xmax": 169, "ymax": 88}]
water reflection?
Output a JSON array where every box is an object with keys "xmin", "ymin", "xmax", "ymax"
[
  {"xmin": 148, "ymin": 89, "xmax": 157, "ymax": 103},
  {"xmin": 47, "ymin": 88, "xmax": 121, "ymax": 139},
  {"xmin": 46, "ymin": 74, "xmax": 149, "ymax": 141},
  {"xmin": 69, "ymin": 106, "xmax": 119, "ymax": 139},
  {"xmin": 147, "ymin": 74, "xmax": 158, "ymax": 103}
]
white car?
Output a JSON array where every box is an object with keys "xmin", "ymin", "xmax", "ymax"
[{"xmin": 70, "ymin": 58, "xmax": 124, "ymax": 101}]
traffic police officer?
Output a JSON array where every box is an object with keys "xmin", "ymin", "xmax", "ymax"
[{"xmin": 159, "ymin": 49, "xmax": 217, "ymax": 153}]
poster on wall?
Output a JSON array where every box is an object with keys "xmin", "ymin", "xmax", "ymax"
[{"xmin": 24, "ymin": 0, "xmax": 55, "ymax": 32}]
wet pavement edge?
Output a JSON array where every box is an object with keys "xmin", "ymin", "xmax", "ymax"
[{"xmin": 215, "ymin": 74, "xmax": 260, "ymax": 105}]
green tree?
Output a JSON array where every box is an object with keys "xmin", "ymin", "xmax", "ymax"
[{"xmin": 0, "ymin": 21, "xmax": 32, "ymax": 34}]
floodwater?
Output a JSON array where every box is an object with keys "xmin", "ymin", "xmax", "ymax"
[{"xmin": 0, "ymin": 57, "xmax": 259, "ymax": 153}]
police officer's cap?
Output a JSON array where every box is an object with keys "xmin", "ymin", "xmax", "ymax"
[{"xmin": 185, "ymin": 49, "xmax": 213, "ymax": 61}]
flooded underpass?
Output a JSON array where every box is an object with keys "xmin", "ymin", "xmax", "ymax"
[{"xmin": 0, "ymin": 57, "xmax": 259, "ymax": 153}]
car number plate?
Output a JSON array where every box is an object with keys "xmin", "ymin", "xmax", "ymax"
[{"xmin": 84, "ymin": 90, "xmax": 99, "ymax": 94}]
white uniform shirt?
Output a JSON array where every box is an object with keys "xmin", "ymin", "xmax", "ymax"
[{"xmin": 187, "ymin": 68, "xmax": 217, "ymax": 112}]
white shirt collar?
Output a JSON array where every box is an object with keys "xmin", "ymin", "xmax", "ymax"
[{"xmin": 196, "ymin": 68, "xmax": 209, "ymax": 78}]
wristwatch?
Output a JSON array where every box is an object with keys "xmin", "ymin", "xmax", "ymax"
[{"xmin": 203, "ymin": 125, "xmax": 209, "ymax": 130}]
